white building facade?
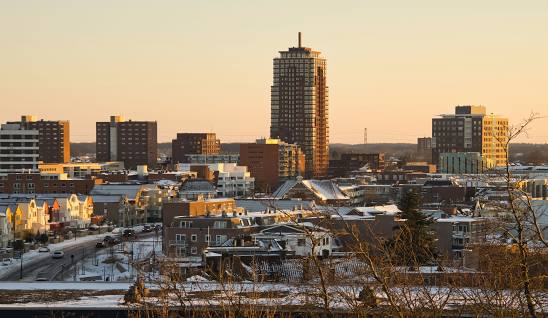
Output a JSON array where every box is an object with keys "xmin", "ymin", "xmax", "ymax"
[{"xmin": 0, "ymin": 123, "xmax": 39, "ymax": 175}]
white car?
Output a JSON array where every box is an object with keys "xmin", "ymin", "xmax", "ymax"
[
  {"xmin": 51, "ymin": 251, "xmax": 64, "ymax": 259},
  {"xmin": 38, "ymin": 246, "xmax": 50, "ymax": 253},
  {"xmin": 1, "ymin": 258, "xmax": 12, "ymax": 266}
]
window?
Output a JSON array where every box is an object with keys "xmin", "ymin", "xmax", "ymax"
[
  {"xmin": 191, "ymin": 234, "xmax": 197, "ymax": 242},
  {"xmin": 178, "ymin": 221, "xmax": 193, "ymax": 228},
  {"xmin": 205, "ymin": 235, "xmax": 210, "ymax": 243},
  {"xmin": 215, "ymin": 235, "xmax": 227, "ymax": 245},
  {"xmin": 175, "ymin": 234, "xmax": 186, "ymax": 242},
  {"xmin": 191, "ymin": 246, "xmax": 197, "ymax": 255},
  {"xmin": 213, "ymin": 221, "xmax": 227, "ymax": 229},
  {"xmin": 297, "ymin": 238, "xmax": 306, "ymax": 246}
]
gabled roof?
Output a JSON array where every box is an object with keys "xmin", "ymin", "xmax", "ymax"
[
  {"xmin": 260, "ymin": 222, "xmax": 328, "ymax": 235},
  {"xmin": 0, "ymin": 204, "xmax": 12, "ymax": 217},
  {"xmin": 90, "ymin": 184, "xmax": 157, "ymax": 199},
  {"xmin": 261, "ymin": 224, "xmax": 307, "ymax": 234},
  {"xmin": 272, "ymin": 179, "xmax": 349, "ymax": 202},
  {"xmin": 90, "ymin": 195, "xmax": 125, "ymax": 203},
  {"xmin": 180, "ymin": 180, "xmax": 216, "ymax": 192}
]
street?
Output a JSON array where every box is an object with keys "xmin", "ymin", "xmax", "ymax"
[{"xmin": 0, "ymin": 232, "xmax": 158, "ymax": 282}]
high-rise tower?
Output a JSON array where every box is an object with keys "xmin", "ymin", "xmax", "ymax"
[{"xmin": 270, "ymin": 33, "xmax": 329, "ymax": 178}]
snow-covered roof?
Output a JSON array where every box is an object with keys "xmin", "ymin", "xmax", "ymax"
[
  {"xmin": 437, "ymin": 216, "xmax": 484, "ymax": 223},
  {"xmin": 272, "ymin": 179, "xmax": 349, "ymax": 201},
  {"xmin": 235, "ymin": 199, "xmax": 315, "ymax": 213}
]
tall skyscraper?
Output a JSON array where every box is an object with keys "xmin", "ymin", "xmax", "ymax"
[
  {"xmin": 270, "ymin": 33, "xmax": 329, "ymax": 178},
  {"xmin": 432, "ymin": 105, "xmax": 509, "ymax": 167},
  {"xmin": 8, "ymin": 115, "xmax": 70, "ymax": 163},
  {"xmin": 96, "ymin": 116, "xmax": 157, "ymax": 169}
]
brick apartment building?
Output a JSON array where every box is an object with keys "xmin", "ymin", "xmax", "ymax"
[
  {"xmin": 329, "ymin": 153, "xmax": 385, "ymax": 178},
  {"xmin": 96, "ymin": 116, "xmax": 157, "ymax": 169},
  {"xmin": 8, "ymin": 115, "xmax": 70, "ymax": 163},
  {"xmin": 0, "ymin": 173, "xmax": 96, "ymax": 194},
  {"xmin": 171, "ymin": 133, "xmax": 220, "ymax": 164},
  {"xmin": 239, "ymin": 138, "xmax": 305, "ymax": 193}
]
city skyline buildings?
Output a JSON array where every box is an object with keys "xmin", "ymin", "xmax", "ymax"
[{"xmin": 0, "ymin": 1, "xmax": 547, "ymax": 144}]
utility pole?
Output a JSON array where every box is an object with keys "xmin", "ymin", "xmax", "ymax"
[{"xmin": 19, "ymin": 252, "xmax": 23, "ymax": 280}]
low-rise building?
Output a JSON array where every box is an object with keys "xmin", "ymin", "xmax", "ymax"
[
  {"xmin": 328, "ymin": 153, "xmax": 385, "ymax": 178},
  {"xmin": 439, "ymin": 152, "xmax": 495, "ymax": 174},
  {"xmin": 253, "ymin": 223, "xmax": 333, "ymax": 257},
  {"xmin": 38, "ymin": 162, "xmax": 124, "ymax": 178},
  {"xmin": 435, "ymin": 216, "xmax": 488, "ymax": 260},
  {"xmin": 176, "ymin": 163, "xmax": 255, "ymax": 198},
  {"xmin": 0, "ymin": 173, "xmax": 96, "ymax": 194},
  {"xmin": 402, "ymin": 162, "xmax": 437, "ymax": 173},
  {"xmin": 89, "ymin": 184, "xmax": 161, "ymax": 226},
  {"xmin": 179, "ymin": 180, "xmax": 217, "ymax": 200}
]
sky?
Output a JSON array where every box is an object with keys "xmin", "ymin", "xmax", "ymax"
[{"xmin": 0, "ymin": 1, "xmax": 547, "ymax": 144}]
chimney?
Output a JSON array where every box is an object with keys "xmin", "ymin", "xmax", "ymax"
[{"xmin": 298, "ymin": 32, "xmax": 302, "ymax": 48}]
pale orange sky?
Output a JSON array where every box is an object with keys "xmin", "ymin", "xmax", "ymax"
[{"xmin": 1, "ymin": 1, "xmax": 547, "ymax": 143}]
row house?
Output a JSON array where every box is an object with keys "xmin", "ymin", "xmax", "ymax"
[
  {"xmin": 0, "ymin": 205, "xmax": 14, "ymax": 247},
  {"xmin": 0, "ymin": 194, "xmax": 94, "ymax": 239},
  {"xmin": 42, "ymin": 194, "xmax": 93, "ymax": 228},
  {"xmin": 0, "ymin": 197, "xmax": 48, "ymax": 237}
]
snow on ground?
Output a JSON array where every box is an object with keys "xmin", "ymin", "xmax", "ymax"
[
  {"xmin": 0, "ymin": 294, "xmax": 125, "ymax": 309},
  {"xmin": 63, "ymin": 234, "xmax": 162, "ymax": 282},
  {"xmin": 0, "ymin": 231, "xmax": 115, "ymax": 278},
  {"xmin": 0, "ymin": 282, "xmax": 132, "ymax": 290}
]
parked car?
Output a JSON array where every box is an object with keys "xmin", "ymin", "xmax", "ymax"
[
  {"xmin": 154, "ymin": 224, "xmax": 162, "ymax": 232},
  {"xmin": 142, "ymin": 225, "xmax": 152, "ymax": 233},
  {"xmin": 51, "ymin": 251, "xmax": 65, "ymax": 259},
  {"xmin": 1, "ymin": 258, "xmax": 12, "ymax": 266},
  {"xmin": 38, "ymin": 247, "xmax": 50, "ymax": 253},
  {"xmin": 122, "ymin": 229, "xmax": 136, "ymax": 239},
  {"xmin": 95, "ymin": 241, "xmax": 106, "ymax": 248},
  {"xmin": 89, "ymin": 224, "xmax": 99, "ymax": 231}
]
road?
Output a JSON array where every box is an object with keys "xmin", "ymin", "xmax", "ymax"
[
  {"xmin": 1, "ymin": 238, "xmax": 104, "ymax": 281},
  {"xmin": 1, "ymin": 232, "xmax": 158, "ymax": 282}
]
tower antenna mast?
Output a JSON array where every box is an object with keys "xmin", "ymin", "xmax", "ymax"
[{"xmin": 364, "ymin": 128, "xmax": 367, "ymax": 151}]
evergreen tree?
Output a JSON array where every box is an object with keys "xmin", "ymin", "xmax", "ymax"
[{"xmin": 395, "ymin": 189, "xmax": 437, "ymax": 265}]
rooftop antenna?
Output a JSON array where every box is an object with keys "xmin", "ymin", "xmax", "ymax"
[
  {"xmin": 298, "ymin": 32, "xmax": 302, "ymax": 48},
  {"xmin": 364, "ymin": 128, "xmax": 367, "ymax": 152}
]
